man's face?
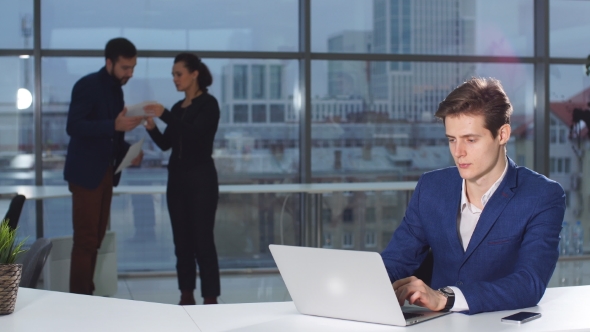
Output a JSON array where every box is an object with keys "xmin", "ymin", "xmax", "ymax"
[
  {"xmin": 106, "ymin": 56, "xmax": 137, "ymax": 85},
  {"xmin": 445, "ymin": 113, "xmax": 510, "ymax": 184}
]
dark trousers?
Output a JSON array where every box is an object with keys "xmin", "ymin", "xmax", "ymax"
[
  {"xmin": 69, "ymin": 167, "xmax": 113, "ymax": 295},
  {"xmin": 167, "ymin": 166, "xmax": 220, "ymax": 297}
]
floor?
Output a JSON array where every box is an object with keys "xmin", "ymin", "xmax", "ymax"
[{"xmin": 109, "ymin": 258, "xmax": 590, "ymax": 305}]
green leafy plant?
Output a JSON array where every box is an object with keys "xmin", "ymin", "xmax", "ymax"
[
  {"xmin": 586, "ymin": 55, "xmax": 590, "ymax": 76},
  {"xmin": 0, "ymin": 219, "xmax": 28, "ymax": 264}
]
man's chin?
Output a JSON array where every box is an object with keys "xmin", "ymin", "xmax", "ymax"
[{"xmin": 120, "ymin": 78, "xmax": 130, "ymax": 85}]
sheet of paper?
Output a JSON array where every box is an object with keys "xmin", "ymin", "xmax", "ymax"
[
  {"xmin": 115, "ymin": 138, "xmax": 144, "ymax": 174},
  {"xmin": 125, "ymin": 101, "xmax": 158, "ymax": 117}
]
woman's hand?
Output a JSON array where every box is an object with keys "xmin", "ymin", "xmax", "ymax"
[
  {"xmin": 144, "ymin": 103, "xmax": 165, "ymax": 117},
  {"xmin": 144, "ymin": 116, "xmax": 156, "ymax": 130}
]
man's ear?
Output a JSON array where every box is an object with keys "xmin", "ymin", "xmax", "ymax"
[
  {"xmin": 498, "ymin": 124, "xmax": 511, "ymax": 145},
  {"xmin": 106, "ymin": 58, "xmax": 113, "ymax": 72}
]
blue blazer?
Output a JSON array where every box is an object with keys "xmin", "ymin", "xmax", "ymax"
[
  {"xmin": 64, "ymin": 67, "xmax": 130, "ymax": 190},
  {"xmin": 381, "ymin": 158, "xmax": 566, "ymax": 314}
]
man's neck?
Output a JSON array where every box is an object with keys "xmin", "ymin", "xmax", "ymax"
[{"xmin": 465, "ymin": 157, "xmax": 507, "ymax": 209}]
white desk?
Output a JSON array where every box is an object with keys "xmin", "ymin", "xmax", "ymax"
[
  {"xmin": 183, "ymin": 286, "xmax": 590, "ymax": 332},
  {"xmin": 4, "ymin": 286, "xmax": 589, "ymax": 332},
  {"xmin": 2, "ymin": 288, "xmax": 200, "ymax": 332}
]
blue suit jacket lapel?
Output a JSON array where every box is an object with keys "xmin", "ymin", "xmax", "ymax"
[
  {"xmin": 443, "ymin": 174, "xmax": 465, "ymax": 258},
  {"xmin": 462, "ymin": 158, "xmax": 518, "ymax": 264}
]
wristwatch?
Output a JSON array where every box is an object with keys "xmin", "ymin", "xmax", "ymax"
[{"xmin": 437, "ymin": 287, "xmax": 455, "ymax": 312}]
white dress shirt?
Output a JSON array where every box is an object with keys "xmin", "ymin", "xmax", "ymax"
[{"xmin": 448, "ymin": 160, "xmax": 509, "ymax": 312}]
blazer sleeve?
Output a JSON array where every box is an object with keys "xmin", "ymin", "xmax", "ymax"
[
  {"xmin": 66, "ymin": 78, "xmax": 116, "ymax": 138},
  {"xmin": 459, "ymin": 182, "xmax": 565, "ymax": 314},
  {"xmin": 147, "ymin": 113, "xmax": 172, "ymax": 151},
  {"xmin": 381, "ymin": 176, "xmax": 431, "ymax": 282}
]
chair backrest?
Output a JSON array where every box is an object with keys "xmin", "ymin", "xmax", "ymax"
[
  {"xmin": 17, "ymin": 238, "xmax": 53, "ymax": 288},
  {"xmin": 3, "ymin": 194, "xmax": 26, "ymax": 230}
]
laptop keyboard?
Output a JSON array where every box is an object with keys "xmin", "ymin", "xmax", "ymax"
[{"xmin": 403, "ymin": 312, "xmax": 424, "ymax": 320}]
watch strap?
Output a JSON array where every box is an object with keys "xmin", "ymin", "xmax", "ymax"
[{"xmin": 438, "ymin": 287, "xmax": 455, "ymax": 312}]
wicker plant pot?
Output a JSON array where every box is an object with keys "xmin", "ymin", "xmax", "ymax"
[{"xmin": 0, "ymin": 264, "xmax": 22, "ymax": 315}]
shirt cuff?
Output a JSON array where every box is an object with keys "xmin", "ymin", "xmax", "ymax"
[{"xmin": 448, "ymin": 286, "xmax": 469, "ymax": 312}]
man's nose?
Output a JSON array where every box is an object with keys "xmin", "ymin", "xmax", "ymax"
[{"xmin": 453, "ymin": 141, "xmax": 465, "ymax": 157}]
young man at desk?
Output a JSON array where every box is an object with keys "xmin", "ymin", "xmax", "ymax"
[{"xmin": 381, "ymin": 77, "xmax": 566, "ymax": 315}]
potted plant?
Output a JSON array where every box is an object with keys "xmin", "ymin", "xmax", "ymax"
[{"xmin": 0, "ymin": 219, "xmax": 27, "ymax": 315}]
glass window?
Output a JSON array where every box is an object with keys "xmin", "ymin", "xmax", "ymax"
[
  {"xmin": 251, "ymin": 65, "xmax": 265, "ymax": 99},
  {"xmin": 312, "ymin": 0, "xmax": 534, "ymax": 56},
  {"xmin": 323, "ymin": 232, "xmax": 333, "ymax": 248},
  {"xmin": 41, "ymin": 0, "xmax": 298, "ymax": 51},
  {"xmin": 233, "ymin": 104, "xmax": 249, "ymax": 123},
  {"xmin": 270, "ymin": 104, "xmax": 285, "ymax": 123},
  {"xmin": 365, "ymin": 207, "xmax": 376, "ymax": 223},
  {"xmin": 342, "ymin": 208, "xmax": 354, "ymax": 223},
  {"xmin": 342, "ymin": 231, "xmax": 354, "ymax": 248},
  {"xmin": 0, "ymin": 1, "xmax": 34, "ymax": 49},
  {"xmin": 321, "ymin": 208, "xmax": 332, "ymax": 223},
  {"xmin": 550, "ymin": 0, "xmax": 590, "ymax": 57},
  {"xmin": 382, "ymin": 206, "xmax": 395, "ymax": 221},
  {"xmin": 252, "ymin": 104, "xmax": 267, "ymax": 123},
  {"xmin": 0, "ymin": 56, "xmax": 35, "ymax": 185},
  {"xmin": 270, "ymin": 65, "xmax": 282, "ymax": 99},
  {"xmin": 365, "ymin": 231, "xmax": 376, "ymax": 248},
  {"xmin": 233, "ymin": 65, "xmax": 248, "ymax": 100},
  {"xmin": 550, "ymin": 64, "xmax": 589, "ymax": 237},
  {"xmin": 312, "ymin": 60, "xmax": 534, "ymax": 181}
]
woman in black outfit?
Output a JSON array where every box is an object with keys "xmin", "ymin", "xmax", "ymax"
[{"xmin": 144, "ymin": 53, "xmax": 220, "ymax": 305}]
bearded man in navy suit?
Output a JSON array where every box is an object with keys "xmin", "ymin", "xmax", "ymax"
[
  {"xmin": 382, "ymin": 77, "xmax": 566, "ymax": 314},
  {"xmin": 64, "ymin": 38, "xmax": 144, "ymax": 295}
]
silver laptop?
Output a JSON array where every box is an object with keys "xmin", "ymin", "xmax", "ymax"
[{"xmin": 269, "ymin": 244, "xmax": 450, "ymax": 326}]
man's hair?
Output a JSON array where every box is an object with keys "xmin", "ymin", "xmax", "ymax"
[
  {"xmin": 104, "ymin": 38, "xmax": 136, "ymax": 64},
  {"xmin": 435, "ymin": 77, "xmax": 513, "ymax": 139}
]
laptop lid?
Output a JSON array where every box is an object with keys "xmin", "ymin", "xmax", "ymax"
[{"xmin": 269, "ymin": 244, "xmax": 449, "ymax": 326}]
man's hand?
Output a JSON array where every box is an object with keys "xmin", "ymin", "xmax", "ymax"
[
  {"xmin": 144, "ymin": 103, "xmax": 165, "ymax": 117},
  {"xmin": 131, "ymin": 150, "xmax": 143, "ymax": 166},
  {"xmin": 392, "ymin": 276, "xmax": 447, "ymax": 311},
  {"xmin": 115, "ymin": 108, "xmax": 143, "ymax": 132}
]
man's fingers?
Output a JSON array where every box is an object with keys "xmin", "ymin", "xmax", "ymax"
[
  {"xmin": 409, "ymin": 291, "xmax": 423, "ymax": 305},
  {"xmin": 396, "ymin": 284, "xmax": 411, "ymax": 306},
  {"xmin": 393, "ymin": 276, "xmax": 416, "ymax": 290}
]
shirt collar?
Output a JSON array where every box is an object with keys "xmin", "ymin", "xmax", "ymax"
[{"xmin": 461, "ymin": 158, "xmax": 509, "ymax": 212}]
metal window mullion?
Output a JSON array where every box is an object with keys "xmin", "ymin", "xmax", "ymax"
[
  {"xmin": 534, "ymin": 0, "xmax": 550, "ymax": 176},
  {"xmin": 299, "ymin": 0, "xmax": 312, "ymax": 247},
  {"xmin": 34, "ymin": 0, "xmax": 44, "ymax": 238}
]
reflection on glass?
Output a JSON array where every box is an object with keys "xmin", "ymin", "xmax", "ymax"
[
  {"xmin": 549, "ymin": 64, "xmax": 590, "ymax": 251},
  {"xmin": 41, "ymin": 0, "xmax": 298, "ymax": 51},
  {"xmin": 0, "ymin": 1, "xmax": 34, "ymax": 49},
  {"xmin": 0, "ymin": 57, "xmax": 35, "ymax": 185},
  {"xmin": 312, "ymin": 60, "xmax": 534, "ymax": 182},
  {"xmin": 550, "ymin": 0, "xmax": 590, "ymax": 58},
  {"xmin": 312, "ymin": 0, "xmax": 533, "ymax": 56}
]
